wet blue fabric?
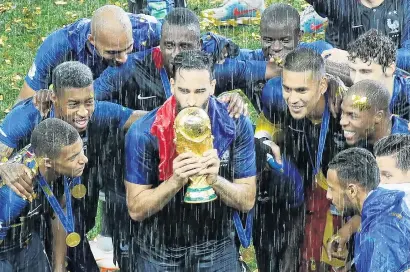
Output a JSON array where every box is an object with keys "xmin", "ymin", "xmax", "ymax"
[
  {"xmin": 25, "ymin": 13, "xmax": 161, "ymax": 91},
  {"xmin": 354, "ymin": 188, "xmax": 410, "ymax": 272},
  {"xmin": 391, "ymin": 69, "xmax": 410, "ymax": 119},
  {"xmin": 306, "ymin": 0, "xmax": 409, "ymax": 53}
]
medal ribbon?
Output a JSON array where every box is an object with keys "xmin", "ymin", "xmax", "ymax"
[
  {"xmin": 233, "ymin": 208, "xmax": 254, "ymax": 248},
  {"xmin": 304, "ymin": 93, "xmax": 330, "ymax": 176},
  {"xmin": 38, "ymin": 175, "xmax": 75, "ymax": 234}
]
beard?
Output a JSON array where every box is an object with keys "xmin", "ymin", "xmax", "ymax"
[
  {"xmin": 340, "ymin": 194, "xmax": 359, "ymax": 216},
  {"xmin": 103, "ymin": 57, "xmax": 121, "ymax": 67}
]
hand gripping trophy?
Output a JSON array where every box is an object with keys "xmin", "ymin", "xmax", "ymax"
[{"xmin": 174, "ymin": 107, "xmax": 217, "ymax": 203}]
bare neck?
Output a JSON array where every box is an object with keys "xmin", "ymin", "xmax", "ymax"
[
  {"xmin": 38, "ymin": 164, "xmax": 59, "ymax": 184},
  {"xmin": 307, "ymin": 95, "xmax": 326, "ymax": 122},
  {"xmin": 370, "ymin": 116, "xmax": 392, "ymax": 144}
]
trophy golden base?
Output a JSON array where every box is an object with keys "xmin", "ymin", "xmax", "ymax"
[{"xmin": 184, "ymin": 186, "xmax": 217, "ymax": 204}]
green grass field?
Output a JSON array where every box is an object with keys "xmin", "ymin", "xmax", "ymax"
[{"xmin": 0, "ymin": 1, "xmax": 320, "ymax": 270}]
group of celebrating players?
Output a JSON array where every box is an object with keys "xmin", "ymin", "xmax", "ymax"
[{"xmin": 0, "ymin": 1, "xmax": 409, "ymax": 272}]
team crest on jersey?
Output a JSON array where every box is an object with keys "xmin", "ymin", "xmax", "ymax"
[
  {"xmin": 386, "ymin": 10, "xmax": 400, "ymax": 43},
  {"xmin": 28, "ymin": 62, "xmax": 36, "ymax": 80},
  {"xmin": 220, "ymin": 150, "xmax": 230, "ymax": 167}
]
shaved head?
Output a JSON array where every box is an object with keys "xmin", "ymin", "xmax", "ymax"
[
  {"xmin": 89, "ymin": 5, "xmax": 134, "ymax": 65},
  {"xmin": 91, "ymin": 5, "xmax": 131, "ymax": 38}
]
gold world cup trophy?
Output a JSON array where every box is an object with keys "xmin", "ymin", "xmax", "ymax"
[{"xmin": 174, "ymin": 107, "xmax": 217, "ymax": 203}]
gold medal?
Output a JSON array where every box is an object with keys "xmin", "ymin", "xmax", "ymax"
[
  {"xmin": 66, "ymin": 232, "xmax": 81, "ymax": 247},
  {"xmin": 71, "ymin": 184, "xmax": 87, "ymax": 199}
]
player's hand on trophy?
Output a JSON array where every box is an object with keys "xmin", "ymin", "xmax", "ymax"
[
  {"xmin": 326, "ymin": 230, "xmax": 349, "ymax": 261},
  {"xmin": 0, "ymin": 163, "xmax": 34, "ymax": 200},
  {"xmin": 218, "ymin": 92, "xmax": 248, "ymax": 119},
  {"xmin": 172, "ymin": 152, "xmax": 204, "ymax": 187},
  {"xmin": 198, "ymin": 149, "xmax": 220, "ymax": 185}
]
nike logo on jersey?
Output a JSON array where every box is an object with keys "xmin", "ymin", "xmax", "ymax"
[
  {"xmin": 137, "ymin": 94, "xmax": 157, "ymax": 100},
  {"xmin": 233, "ymin": 8, "xmax": 256, "ymax": 17}
]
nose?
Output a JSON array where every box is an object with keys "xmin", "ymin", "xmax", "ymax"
[
  {"xmin": 77, "ymin": 104, "xmax": 89, "ymax": 117},
  {"xmin": 172, "ymin": 46, "xmax": 181, "ymax": 59},
  {"xmin": 271, "ymin": 40, "xmax": 283, "ymax": 52},
  {"xmin": 80, "ymin": 153, "xmax": 88, "ymax": 165},
  {"xmin": 187, "ymin": 94, "xmax": 196, "ymax": 107},
  {"xmin": 326, "ymin": 189, "xmax": 332, "ymax": 201},
  {"xmin": 340, "ymin": 114, "xmax": 349, "ymax": 127},
  {"xmin": 115, "ymin": 52, "xmax": 128, "ymax": 64},
  {"xmin": 287, "ymin": 91, "xmax": 299, "ymax": 104}
]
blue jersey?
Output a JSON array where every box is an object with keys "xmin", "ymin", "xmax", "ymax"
[
  {"xmin": 354, "ymin": 188, "xmax": 410, "ymax": 272},
  {"xmin": 0, "ymin": 99, "xmax": 132, "ymax": 149},
  {"xmin": 237, "ymin": 41, "xmax": 333, "ymax": 61},
  {"xmin": 391, "ymin": 115, "xmax": 409, "ymax": 134},
  {"xmin": 25, "ymin": 14, "xmax": 161, "ymax": 92},
  {"xmin": 125, "ymin": 96, "xmax": 255, "ymax": 248},
  {"xmin": 391, "ymin": 69, "xmax": 410, "ymax": 119},
  {"xmin": 100, "ymin": 48, "xmax": 267, "ymax": 109}
]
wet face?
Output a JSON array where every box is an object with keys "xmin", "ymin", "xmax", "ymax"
[
  {"xmin": 89, "ymin": 27, "xmax": 134, "ymax": 66},
  {"xmin": 326, "ymin": 169, "xmax": 356, "ymax": 214},
  {"xmin": 171, "ymin": 69, "xmax": 215, "ymax": 111},
  {"xmin": 261, "ymin": 23, "xmax": 299, "ymax": 62},
  {"xmin": 51, "ymin": 138, "xmax": 88, "ymax": 178},
  {"xmin": 160, "ymin": 24, "xmax": 201, "ymax": 75},
  {"xmin": 340, "ymin": 97, "xmax": 376, "ymax": 145},
  {"xmin": 348, "ymin": 57, "xmax": 394, "ymax": 89},
  {"xmin": 53, "ymin": 85, "xmax": 95, "ymax": 133},
  {"xmin": 282, "ymin": 69, "xmax": 325, "ymax": 119},
  {"xmin": 376, "ymin": 155, "xmax": 410, "ymax": 184}
]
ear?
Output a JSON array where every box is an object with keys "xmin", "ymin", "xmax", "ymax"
[
  {"xmin": 319, "ymin": 76, "xmax": 328, "ymax": 96},
  {"xmin": 43, "ymin": 157, "xmax": 53, "ymax": 169},
  {"xmin": 345, "ymin": 183, "xmax": 358, "ymax": 200},
  {"xmin": 384, "ymin": 62, "xmax": 396, "ymax": 78},
  {"xmin": 170, "ymin": 78, "xmax": 175, "ymax": 95},
  {"xmin": 373, "ymin": 110, "xmax": 384, "ymax": 125},
  {"xmin": 210, "ymin": 79, "xmax": 216, "ymax": 96},
  {"xmin": 50, "ymin": 91, "xmax": 58, "ymax": 103},
  {"xmin": 87, "ymin": 34, "xmax": 95, "ymax": 46}
]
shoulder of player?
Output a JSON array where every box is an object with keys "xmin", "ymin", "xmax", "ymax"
[
  {"xmin": 125, "ymin": 109, "xmax": 158, "ymax": 147},
  {"xmin": 10, "ymin": 99, "xmax": 41, "ymax": 121},
  {"xmin": 129, "ymin": 108, "xmax": 158, "ymax": 134},
  {"xmin": 43, "ymin": 18, "xmax": 89, "ymax": 49}
]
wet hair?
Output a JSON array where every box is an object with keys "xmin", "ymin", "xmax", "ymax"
[
  {"xmin": 347, "ymin": 29, "xmax": 396, "ymax": 72},
  {"xmin": 162, "ymin": 8, "xmax": 200, "ymax": 38},
  {"xmin": 172, "ymin": 50, "xmax": 214, "ymax": 80},
  {"xmin": 346, "ymin": 79, "xmax": 391, "ymax": 113},
  {"xmin": 374, "ymin": 134, "xmax": 410, "ymax": 172},
  {"xmin": 328, "ymin": 148, "xmax": 380, "ymax": 190},
  {"xmin": 52, "ymin": 61, "xmax": 93, "ymax": 97},
  {"xmin": 283, "ymin": 47, "xmax": 325, "ymax": 78},
  {"xmin": 261, "ymin": 3, "xmax": 300, "ymax": 31},
  {"xmin": 31, "ymin": 118, "xmax": 80, "ymax": 159}
]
